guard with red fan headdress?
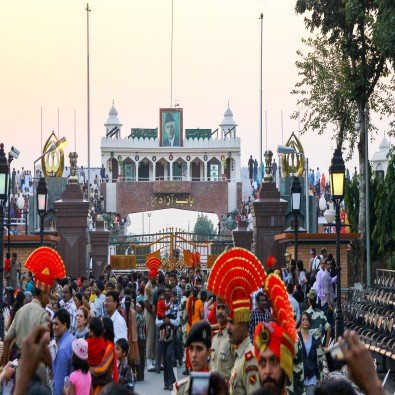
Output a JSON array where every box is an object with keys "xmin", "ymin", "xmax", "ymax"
[
  {"xmin": 144, "ymin": 256, "xmax": 160, "ymax": 371},
  {"xmin": 208, "ymin": 248, "xmax": 267, "ymax": 395},
  {"xmin": 2, "ymin": 246, "xmax": 66, "ymax": 368},
  {"xmin": 253, "ymin": 273, "xmax": 298, "ymax": 395}
]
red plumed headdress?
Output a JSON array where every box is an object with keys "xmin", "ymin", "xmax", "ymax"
[
  {"xmin": 266, "ymin": 255, "xmax": 277, "ymax": 268},
  {"xmin": 253, "ymin": 274, "xmax": 297, "ymax": 380},
  {"xmin": 25, "ymin": 246, "xmax": 66, "ymax": 292},
  {"xmin": 146, "ymin": 256, "xmax": 161, "ymax": 279},
  {"xmin": 208, "ymin": 248, "xmax": 266, "ymax": 323}
]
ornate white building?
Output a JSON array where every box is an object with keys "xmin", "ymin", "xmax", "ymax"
[
  {"xmin": 371, "ymin": 135, "xmax": 391, "ymax": 178},
  {"xmin": 100, "ymin": 103, "xmax": 241, "ymax": 183}
]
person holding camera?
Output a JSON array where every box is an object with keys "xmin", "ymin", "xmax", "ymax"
[{"xmin": 175, "ymin": 320, "xmax": 212, "ymax": 394}]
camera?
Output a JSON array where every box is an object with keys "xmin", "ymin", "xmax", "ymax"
[
  {"xmin": 9, "ymin": 146, "xmax": 20, "ymax": 160},
  {"xmin": 190, "ymin": 372, "xmax": 211, "ymax": 395},
  {"xmin": 325, "ymin": 342, "xmax": 346, "ymax": 372}
]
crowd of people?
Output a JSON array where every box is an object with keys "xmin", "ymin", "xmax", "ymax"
[{"xmin": 0, "ymin": 246, "xmax": 390, "ymax": 395}]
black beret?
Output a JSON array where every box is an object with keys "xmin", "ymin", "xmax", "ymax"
[{"xmin": 185, "ymin": 320, "xmax": 211, "ymax": 349}]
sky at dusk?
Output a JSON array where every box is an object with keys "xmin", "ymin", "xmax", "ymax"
[{"xmin": 1, "ymin": 1, "xmax": 391, "ymax": 178}]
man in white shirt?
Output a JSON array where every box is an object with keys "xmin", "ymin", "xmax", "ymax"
[
  {"xmin": 105, "ymin": 290, "xmax": 128, "ymax": 343},
  {"xmin": 286, "ymin": 282, "xmax": 300, "ymax": 324},
  {"xmin": 59, "ymin": 284, "xmax": 77, "ymax": 333},
  {"xmin": 312, "ymin": 258, "xmax": 326, "ymax": 307}
]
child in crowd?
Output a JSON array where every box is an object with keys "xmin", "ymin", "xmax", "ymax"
[
  {"xmin": 87, "ymin": 317, "xmax": 106, "ymax": 367},
  {"xmin": 66, "ymin": 339, "xmax": 92, "ymax": 395},
  {"xmin": 156, "ymin": 289, "xmax": 170, "ymax": 341},
  {"xmin": 115, "ymin": 338, "xmax": 134, "ymax": 388}
]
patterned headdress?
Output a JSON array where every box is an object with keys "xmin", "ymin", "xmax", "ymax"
[
  {"xmin": 253, "ymin": 274, "xmax": 297, "ymax": 381},
  {"xmin": 146, "ymin": 256, "xmax": 161, "ymax": 279},
  {"xmin": 208, "ymin": 248, "xmax": 267, "ymax": 323},
  {"xmin": 25, "ymin": 246, "xmax": 66, "ymax": 292}
]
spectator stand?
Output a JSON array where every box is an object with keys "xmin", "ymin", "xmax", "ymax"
[{"xmin": 344, "ymin": 269, "xmax": 395, "ymax": 372}]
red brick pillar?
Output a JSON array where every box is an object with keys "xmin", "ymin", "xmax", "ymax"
[
  {"xmin": 54, "ymin": 184, "xmax": 90, "ymax": 278},
  {"xmin": 251, "ymin": 183, "xmax": 287, "ymax": 264},
  {"xmin": 90, "ymin": 221, "xmax": 110, "ymax": 279},
  {"xmin": 232, "ymin": 220, "xmax": 253, "ymax": 251}
]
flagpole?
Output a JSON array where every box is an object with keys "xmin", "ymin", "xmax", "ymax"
[
  {"xmin": 86, "ymin": 3, "xmax": 91, "ymax": 202},
  {"xmin": 170, "ymin": 0, "xmax": 174, "ymax": 108},
  {"xmin": 259, "ymin": 13, "xmax": 263, "ymax": 183}
]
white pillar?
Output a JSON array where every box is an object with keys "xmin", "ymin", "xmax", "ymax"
[
  {"xmin": 170, "ymin": 161, "xmax": 174, "ymax": 181},
  {"xmin": 135, "ymin": 161, "xmax": 139, "ymax": 181},
  {"xmin": 153, "ymin": 161, "xmax": 156, "ymax": 181},
  {"xmin": 187, "ymin": 161, "xmax": 190, "ymax": 181},
  {"xmin": 204, "ymin": 161, "xmax": 208, "ymax": 181}
]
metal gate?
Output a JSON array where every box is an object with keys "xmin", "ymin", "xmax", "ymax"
[{"xmin": 109, "ymin": 229, "xmax": 233, "ymax": 271}]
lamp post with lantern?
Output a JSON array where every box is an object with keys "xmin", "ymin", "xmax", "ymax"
[
  {"xmin": 291, "ymin": 176, "xmax": 302, "ymax": 261},
  {"xmin": 16, "ymin": 194, "xmax": 28, "ymax": 235},
  {"xmin": 36, "ymin": 177, "xmax": 48, "ymax": 245},
  {"xmin": 329, "ymin": 148, "xmax": 346, "ymax": 339},
  {"xmin": 0, "ymin": 143, "xmax": 10, "ymax": 339}
]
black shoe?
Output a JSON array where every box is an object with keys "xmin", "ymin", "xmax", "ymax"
[
  {"xmin": 160, "ymin": 364, "xmax": 164, "ymax": 371},
  {"xmin": 178, "ymin": 360, "xmax": 183, "ymax": 367},
  {"xmin": 182, "ymin": 369, "xmax": 190, "ymax": 376},
  {"xmin": 147, "ymin": 368, "xmax": 155, "ymax": 372}
]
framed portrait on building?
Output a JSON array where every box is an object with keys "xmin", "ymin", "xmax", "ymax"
[{"xmin": 160, "ymin": 108, "xmax": 183, "ymax": 147}]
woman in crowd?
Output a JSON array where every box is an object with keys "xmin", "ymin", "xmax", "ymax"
[
  {"xmin": 73, "ymin": 293, "xmax": 83, "ymax": 310},
  {"xmin": 90, "ymin": 317, "xmax": 118, "ymax": 395},
  {"xmin": 5, "ymin": 290, "xmax": 25, "ymax": 331},
  {"xmin": 298, "ymin": 311, "xmax": 320, "ymax": 395},
  {"xmin": 74, "ymin": 306, "xmax": 89, "ymax": 339}
]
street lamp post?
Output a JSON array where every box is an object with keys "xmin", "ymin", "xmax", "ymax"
[
  {"xmin": 329, "ymin": 148, "xmax": 346, "ymax": 339},
  {"xmin": 0, "ymin": 143, "xmax": 10, "ymax": 340},
  {"xmin": 16, "ymin": 194, "xmax": 27, "ymax": 235},
  {"xmin": 291, "ymin": 177, "xmax": 302, "ymax": 261},
  {"xmin": 36, "ymin": 177, "xmax": 48, "ymax": 245}
]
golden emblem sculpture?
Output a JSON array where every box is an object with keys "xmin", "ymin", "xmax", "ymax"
[
  {"xmin": 281, "ymin": 132, "xmax": 305, "ymax": 177},
  {"xmin": 41, "ymin": 132, "xmax": 65, "ymax": 177}
]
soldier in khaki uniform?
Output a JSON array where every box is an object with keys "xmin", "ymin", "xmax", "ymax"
[
  {"xmin": 253, "ymin": 273, "xmax": 298, "ymax": 395},
  {"xmin": 206, "ymin": 248, "xmax": 267, "ymax": 395},
  {"xmin": 175, "ymin": 320, "xmax": 212, "ymax": 395},
  {"xmin": 210, "ymin": 298, "xmax": 235, "ymax": 380}
]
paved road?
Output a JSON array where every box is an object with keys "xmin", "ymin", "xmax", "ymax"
[{"xmin": 133, "ymin": 365, "xmax": 185, "ymax": 395}]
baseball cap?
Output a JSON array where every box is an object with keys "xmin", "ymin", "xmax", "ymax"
[{"xmin": 72, "ymin": 338, "xmax": 88, "ymax": 360}]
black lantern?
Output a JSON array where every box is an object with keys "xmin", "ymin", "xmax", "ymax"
[
  {"xmin": 0, "ymin": 144, "xmax": 9, "ymax": 201},
  {"xmin": 37, "ymin": 177, "xmax": 48, "ymax": 215},
  {"xmin": 291, "ymin": 177, "xmax": 302, "ymax": 214},
  {"xmin": 329, "ymin": 148, "xmax": 345, "ymax": 200}
]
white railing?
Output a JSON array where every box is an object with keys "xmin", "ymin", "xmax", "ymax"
[{"xmin": 101, "ymin": 136, "xmax": 240, "ymax": 150}]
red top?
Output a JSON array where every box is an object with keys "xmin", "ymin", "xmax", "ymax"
[
  {"xmin": 156, "ymin": 299, "xmax": 167, "ymax": 319},
  {"xmin": 4, "ymin": 258, "xmax": 11, "ymax": 273}
]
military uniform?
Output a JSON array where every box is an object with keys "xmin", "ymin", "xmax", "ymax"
[
  {"xmin": 306, "ymin": 305, "xmax": 330, "ymax": 376},
  {"xmin": 210, "ymin": 326, "xmax": 235, "ymax": 380},
  {"xmin": 175, "ymin": 321, "xmax": 212, "ymax": 395},
  {"xmin": 229, "ymin": 336, "xmax": 260, "ymax": 395},
  {"xmin": 287, "ymin": 337, "xmax": 306, "ymax": 395},
  {"xmin": 175, "ymin": 376, "xmax": 191, "ymax": 395}
]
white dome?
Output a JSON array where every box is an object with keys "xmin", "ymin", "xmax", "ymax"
[
  {"xmin": 379, "ymin": 135, "xmax": 390, "ymax": 150},
  {"xmin": 220, "ymin": 102, "xmax": 237, "ymax": 126},
  {"xmin": 104, "ymin": 102, "xmax": 122, "ymax": 126}
]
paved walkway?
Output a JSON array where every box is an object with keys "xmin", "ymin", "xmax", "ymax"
[{"xmin": 133, "ymin": 365, "xmax": 184, "ymax": 395}]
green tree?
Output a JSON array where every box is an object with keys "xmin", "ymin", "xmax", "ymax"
[
  {"xmin": 193, "ymin": 214, "xmax": 216, "ymax": 241},
  {"xmin": 372, "ymin": 149, "xmax": 395, "ymax": 258},
  {"xmin": 295, "ymin": 0, "xmax": 395, "ymax": 281}
]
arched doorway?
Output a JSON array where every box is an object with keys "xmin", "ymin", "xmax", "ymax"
[
  {"xmin": 109, "ymin": 157, "xmax": 118, "ymax": 181},
  {"xmin": 173, "ymin": 157, "xmax": 187, "ymax": 180},
  {"xmin": 191, "ymin": 158, "xmax": 204, "ymax": 181},
  {"xmin": 123, "ymin": 157, "xmax": 135, "ymax": 181},
  {"xmin": 208, "ymin": 158, "xmax": 221, "ymax": 181},
  {"xmin": 138, "ymin": 157, "xmax": 150, "ymax": 181}
]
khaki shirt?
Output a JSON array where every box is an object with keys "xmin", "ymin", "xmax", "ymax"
[
  {"xmin": 210, "ymin": 327, "xmax": 235, "ymax": 379},
  {"xmin": 229, "ymin": 336, "xmax": 260, "ymax": 395},
  {"xmin": 175, "ymin": 376, "xmax": 191, "ymax": 395},
  {"xmin": 7, "ymin": 299, "xmax": 48, "ymax": 349},
  {"xmin": 144, "ymin": 280, "xmax": 155, "ymax": 306}
]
